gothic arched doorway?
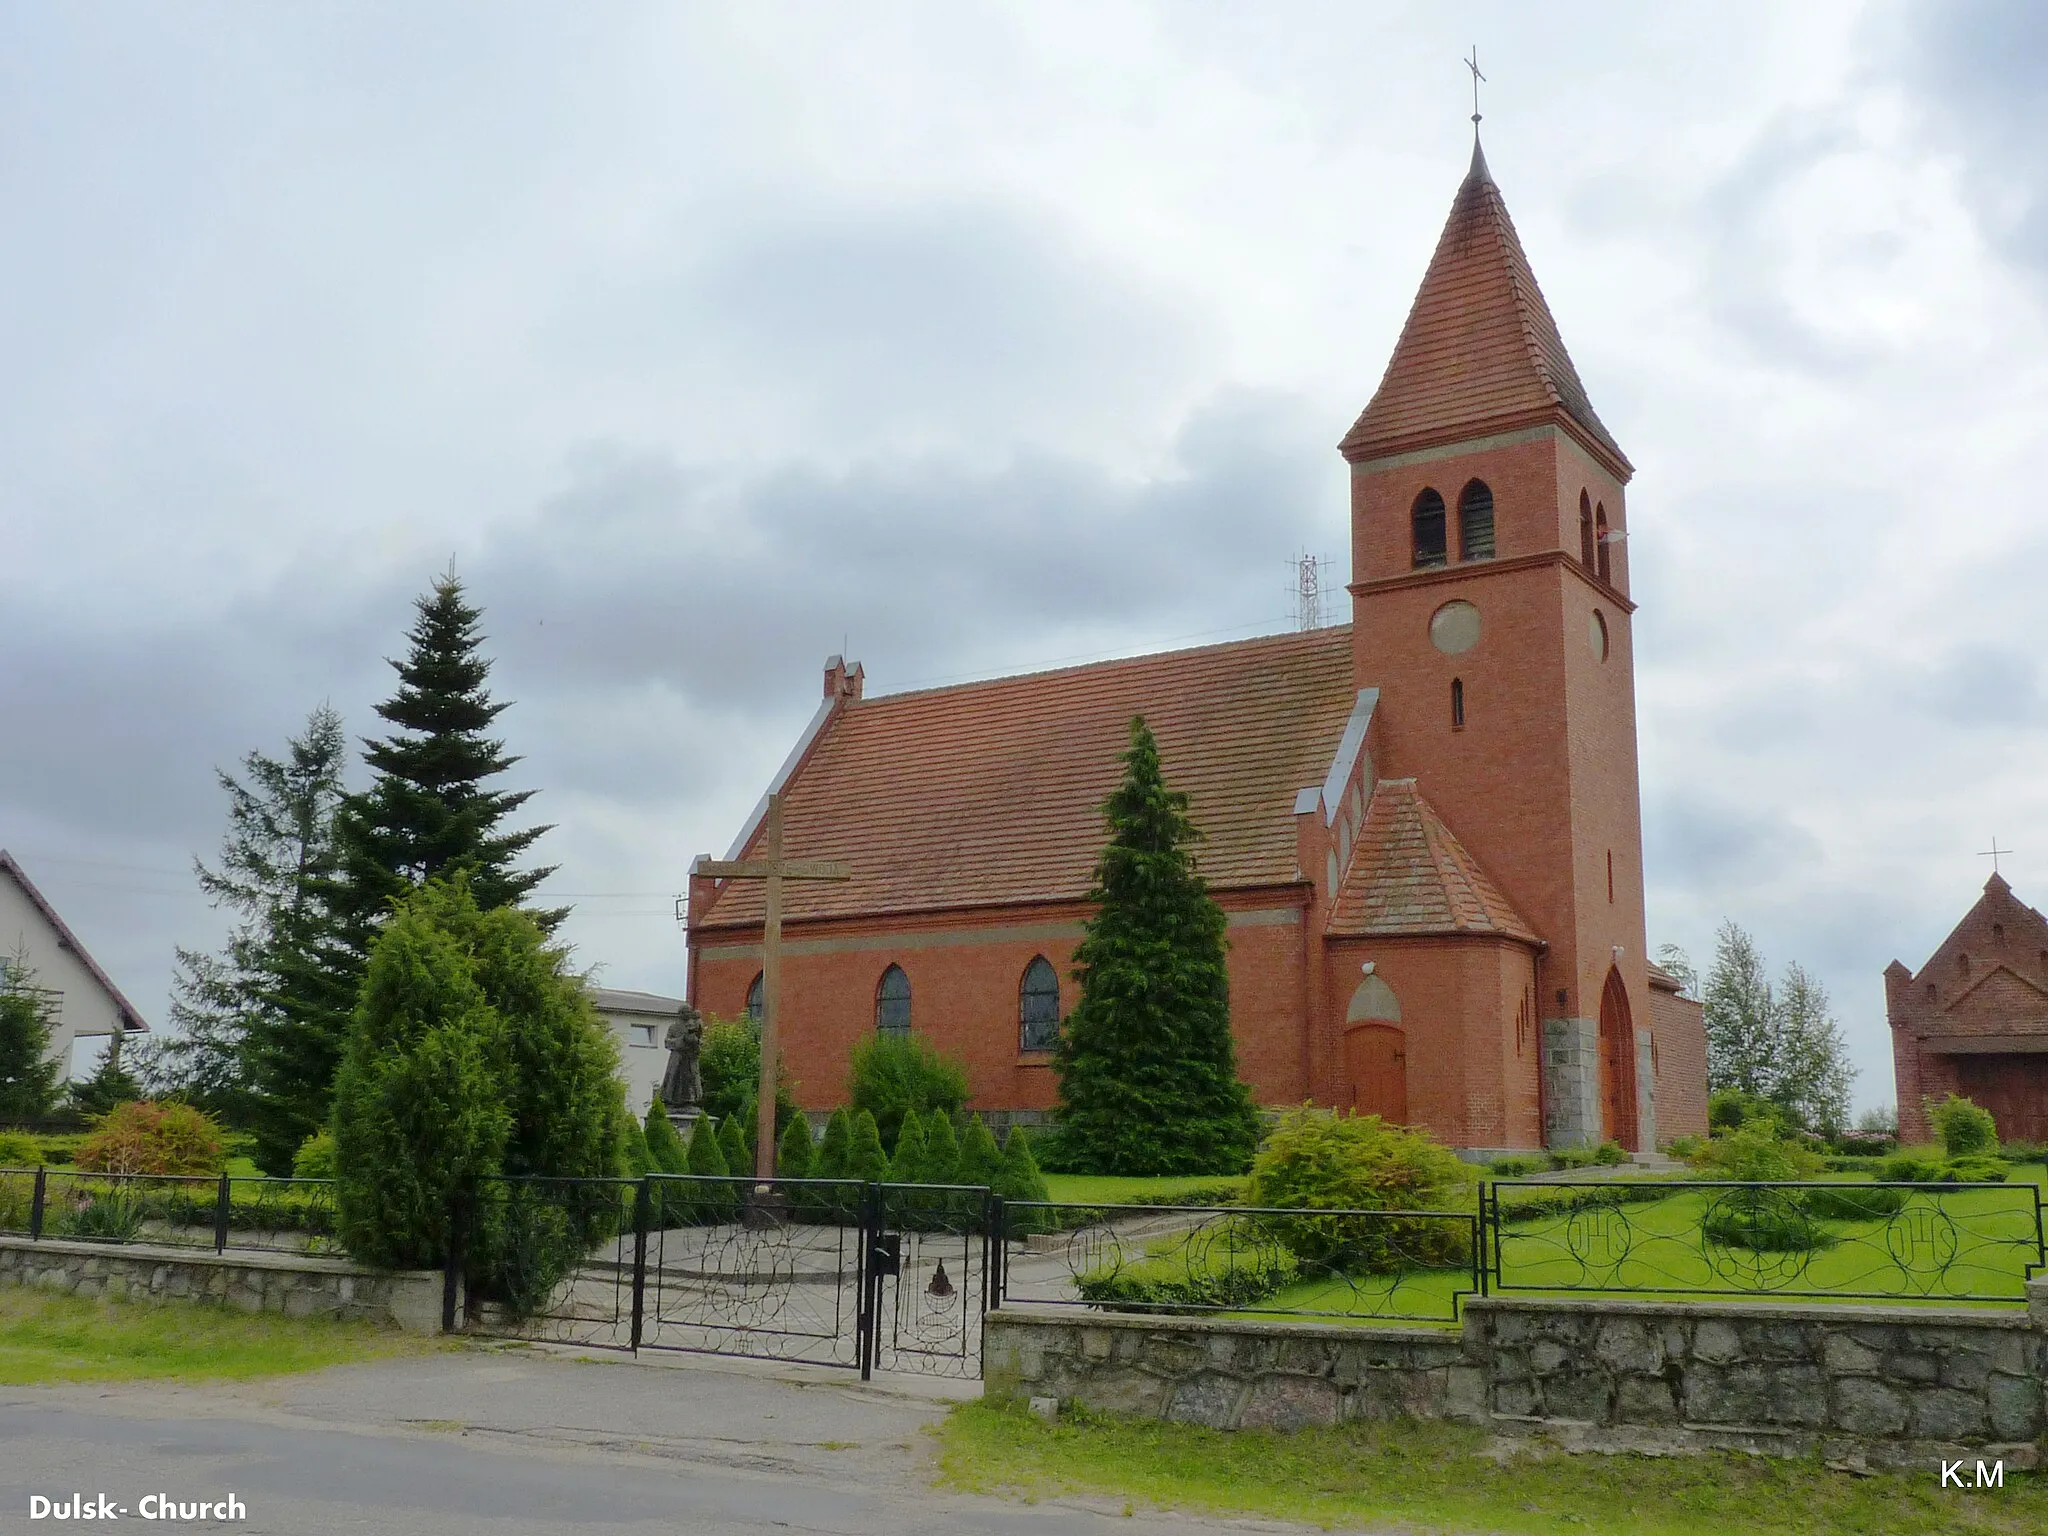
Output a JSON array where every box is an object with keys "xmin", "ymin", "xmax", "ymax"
[
  {"xmin": 1598, "ymin": 967, "xmax": 1638, "ymax": 1151},
  {"xmin": 1343, "ymin": 973, "xmax": 1407, "ymax": 1122}
]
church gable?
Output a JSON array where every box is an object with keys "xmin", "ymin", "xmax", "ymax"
[
  {"xmin": 1937, "ymin": 966, "xmax": 2048, "ymax": 1036},
  {"xmin": 1894, "ymin": 874, "xmax": 2048, "ymax": 1025},
  {"xmin": 692, "ymin": 627, "xmax": 1357, "ymax": 931}
]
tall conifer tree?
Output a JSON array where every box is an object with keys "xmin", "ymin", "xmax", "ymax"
[
  {"xmin": 0, "ymin": 955, "xmax": 62, "ymax": 1120},
  {"xmin": 1053, "ymin": 718, "xmax": 1260, "ymax": 1175},
  {"xmin": 335, "ymin": 574, "xmax": 560, "ymax": 960}
]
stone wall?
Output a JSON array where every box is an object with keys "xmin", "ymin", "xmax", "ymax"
[
  {"xmin": 1541, "ymin": 1017, "xmax": 1599, "ymax": 1148},
  {"xmin": 988, "ymin": 1280, "xmax": 2048, "ymax": 1468},
  {"xmin": 0, "ymin": 1236, "xmax": 442, "ymax": 1334}
]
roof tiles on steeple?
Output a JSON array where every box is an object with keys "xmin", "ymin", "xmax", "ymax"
[{"xmin": 1340, "ymin": 139, "xmax": 1629, "ymax": 477}]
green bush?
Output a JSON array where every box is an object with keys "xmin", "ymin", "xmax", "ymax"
[
  {"xmin": 845, "ymin": 1110, "xmax": 891, "ymax": 1184},
  {"xmin": 1485, "ymin": 1154, "xmax": 1545, "ymax": 1177},
  {"xmin": 52, "ymin": 1189, "xmax": 145, "ymax": 1242},
  {"xmin": 1075, "ymin": 1220, "xmax": 1297, "ymax": 1313},
  {"xmin": 291, "ymin": 1130, "xmax": 338, "ymax": 1181},
  {"xmin": 848, "ymin": 1034, "xmax": 969, "ymax": 1151},
  {"xmin": 332, "ymin": 879, "xmax": 625, "ymax": 1301},
  {"xmin": 776, "ymin": 1115, "xmax": 814, "ymax": 1181},
  {"xmin": 1999, "ymin": 1139, "xmax": 2047, "ymax": 1165},
  {"xmin": 1591, "ymin": 1141, "xmax": 1630, "ymax": 1167},
  {"xmin": 1701, "ymin": 1193, "xmax": 1834, "ymax": 1253},
  {"xmin": 1801, "ymin": 1184, "xmax": 1908, "ymax": 1221},
  {"xmin": 0, "ymin": 1171, "xmax": 35, "ymax": 1229},
  {"xmin": 815, "ymin": 1108, "xmax": 852, "ymax": 1181},
  {"xmin": 1245, "ymin": 1108, "xmax": 1474, "ymax": 1273},
  {"xmin": 1709, "ymin": 1088, "xmax": 1794, "ymax": 1136},
  {"xmin": 957, "ymin": 1116, "xmax": 1001, "ymax": 1188},
  {"xmin": 1688, "ymin": 1124, "xmax": 1822, "ymax": 1181},
  {"xmin": 644, "ymin": 1100, "xmax": 689, "ymax": 1176},
  {"xmin": 1878, "ymin": 1147, "xmax": 1946, "ymax": 1182},
  {"xmin": 75, "ymin": 1101, "xmax": 226, "ymax": 1176},
  {"xmin": 889, "ymin": 1108, "xmax": 928, "ymax": 1183},
  {"xmin": 718, "ymin": 1115, "xmax": 751, "ymax": 1182},
  {"xmin": 1938, "ymin": 1154, "xmax": 2010, "ymax": 1184},
  {"xmin": 0, "ymin": 1131, "xmax": 43, "ymax": 1169},
  {"xmin": 1929, "ymin": 1095, "xmax": 1998, "ymax": 1158},
  {"xmin": 992, "ymin": 1126, "xmax": 1050, "ymax": 1205},
  {"xmin": 618, "ymin": 1106, "xmax": 654, "ymax": 1181},
  {"xmin": 921, "ymin": 1112, "xmax": 962, "ymax": 1186},
  {"xmin": 1549, "ymin": 1145, "xmax": 1598, "ymax": 1171},
  {"xmin": 1661, "ymin": 1136, "xmax": 1706, "ymax": 1161},
  {"xmin": 698, "ymin": 1016, "xmax": 800, "ymax": 1135}
]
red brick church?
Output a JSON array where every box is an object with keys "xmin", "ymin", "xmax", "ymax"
[
  {"xmin": 1888, "ymin": 873, "xmax": 2048, "ymax": 1145},
  {"xmin": 686, "ymin": 141, "xmax": 1708, "ymax": 1154}
]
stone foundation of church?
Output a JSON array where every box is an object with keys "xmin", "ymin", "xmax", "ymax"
[
  {"xmin": 1541, "ymin": 1017, "xmax": 1600, "ymax": 1147},
  {"xmin": 987, "ymin": 1283, "xmax": 2048, "ymax": 1468}
]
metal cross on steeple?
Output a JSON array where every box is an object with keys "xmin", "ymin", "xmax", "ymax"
[
  {"xmin": 1980, "ymin": 836, "xmax": 2014, "ymax": 876},
  {"xmin": 1466, "ymin": 46, "xmax": 1486, "ymax": 129}
]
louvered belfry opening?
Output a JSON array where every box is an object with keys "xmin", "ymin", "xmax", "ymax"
[
  {"xmin": 1412, "ymin": 488, "xmax": 1448, "ymax": 568},
  {"xmin": 1458, "ymin": 480, "xmax": 1495, "ymax": 561}
]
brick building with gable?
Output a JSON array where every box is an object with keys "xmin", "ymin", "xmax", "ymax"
[
  {"xmin": 686, "ymin": 141, "xmax": 1709, "ymax": 1154},
  {"xmin": 1887, "ymin": 874, "xmax": 2048, "ymax": 1145}
]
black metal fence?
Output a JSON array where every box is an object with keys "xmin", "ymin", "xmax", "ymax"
[
  {"xmin": 451, "ymin": 1175, "xmax": 1000, "ymax": 1380},
  {"xmin": 0, "ymin": 1168, "xmax": 337, "ymax": 1256},
  {"xmin": 1484, "ymin": 1179, "xmax": 2048, "ymax": 1305},
  {"xmin": 994, "ymin": 1201, "xmax": 1481, "ymax": 1324}
]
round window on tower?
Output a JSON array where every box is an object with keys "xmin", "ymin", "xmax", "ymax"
[
  {"xmin": 1589, "ymin": 609, "xmax": 1609, "ymax": 662},
  {"xmin": 1429, "ymin": 600, "xmax": 1481, "ymax": 656}
]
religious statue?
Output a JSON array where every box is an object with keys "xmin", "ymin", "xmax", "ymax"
[{"xmin": 659, "ymin": 1003, "xmax": 705, "ymax": 1112}]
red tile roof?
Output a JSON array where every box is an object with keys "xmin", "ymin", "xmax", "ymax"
[
  {"xmin": 1339, "ymin": 142, "xmax": 1628, "ymax": 475},
  {"xmin": 693, "ymin": 628, "xmax": 1357, "ymax": 929},
  {"xmin": 1325, "ymin": 778, "xmax": 1536, "ymax": 942}
]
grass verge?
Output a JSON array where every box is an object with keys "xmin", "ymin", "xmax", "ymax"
[
  {"xmin": 938, "ymin": 1400, "xmax": 2048, "ymax": 1536},
  {"xmin": 0, "ymin": 1287, "xmax": 446, "ymax": 1386}
]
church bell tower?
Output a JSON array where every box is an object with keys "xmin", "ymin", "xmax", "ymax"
[{"xmin": 1340, "ymin": 138, "xmax": 1650, "ymax": 1149}]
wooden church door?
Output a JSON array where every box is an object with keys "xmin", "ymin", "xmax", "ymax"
[
  {"xmin": 1345, "ymin": 1024, "xmax": 1408, "ymax": 1123},
  {"xmin": 1598, "ymin": 967, "xmax": 1638, "ymax": 1151}
]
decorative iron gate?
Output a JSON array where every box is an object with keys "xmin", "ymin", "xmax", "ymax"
[{"xmin": 454, "ymin": 1175, "xmax": 994, "ymax": 1380}]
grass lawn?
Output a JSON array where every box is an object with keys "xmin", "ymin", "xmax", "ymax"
[
  {"xmin": 939, "ymin": 1400, "xmax": 2048, "ymax": 1536},
  {"xmin": 0, "ymin": 1287, "xmax": 446, "ymax": 1386},
  {"xmin": 1041, "ymin": 1173, "xmax": 1246, "ymax": 1206}
]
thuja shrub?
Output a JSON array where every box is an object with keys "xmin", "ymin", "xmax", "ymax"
[
  {"xmin": 848, "ymin": 1034, "xmax": 968, "ymax": 1152},
  {"xmin": 1929, "ymin": 1095, "xmax": 1998, "ymax": 1158},
  {"xmin": 292, "ymin": 1130, "xmax": 338, "ymax": 1181},
  {"xmin": 1687, "ymin": 1124, "xmax": 1823, "ymax": 1181},
  {"xmin": 74, "ymin": 1101, "xmax": 226, "ymax": 1177},
  {"xmin": 1246, "ymin": 1108, "xmax": 1474, "ymax": 1273},
  {"xmin": 333, "ymin": 879, "xmax": 626, "ymax": 1297}
]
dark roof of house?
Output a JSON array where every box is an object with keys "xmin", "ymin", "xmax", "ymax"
[{"xmin": 1339, "ymin": 140, "xmax": 1629, "ymax": 475}]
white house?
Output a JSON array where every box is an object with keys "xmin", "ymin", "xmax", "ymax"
[
  {"xmin": 590, "ymin": 986, "xmax": 680, "ymax": 1119},
  {"xmin": 0, "ymin": 850, "xmax": 148, "ymax": 1088}
]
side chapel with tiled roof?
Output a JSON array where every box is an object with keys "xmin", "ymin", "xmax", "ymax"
[{"xmin": 686, "ymin": 140, "xmax": 1708, "ymax": 1152}]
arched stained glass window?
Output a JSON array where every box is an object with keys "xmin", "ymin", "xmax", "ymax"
[
  {"xmin": 875, "ymin": 964, "xmax": 911, "ymax": 1035},
  {"xmin": 1411, "ymin": 489, "xmax": 1447, "ymax": 569},
  {"xmin": 1458, "ymin": 480, "xmax": 1495, "ymax": 561},
  {"xmin": 745, "ymin": 972, "xmax": 763, "ymax": 1023},
  {"xmin": 1019, "ymin": 956, "xmax": 1060, "ymax": 1052}
]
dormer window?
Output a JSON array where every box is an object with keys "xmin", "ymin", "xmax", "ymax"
[
  {"xmin": 1411, "ymin": 489, "xmax": 1447, "ymax": 568},
  {"xmin": 1458, "ymin": 480, "xmax": 1495, "ymax": 561}
]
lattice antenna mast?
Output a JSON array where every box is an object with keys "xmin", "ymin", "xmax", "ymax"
[{"xmin": 1293, "ymin": 552, "xmax": 1328, "ymax": 632}]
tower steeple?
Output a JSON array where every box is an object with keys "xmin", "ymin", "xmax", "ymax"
[{"xmin": 1340, "ymin": 151, "xmax": 1628, "ymax": 479}]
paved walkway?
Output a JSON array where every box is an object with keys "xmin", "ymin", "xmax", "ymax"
[{"xmin": 0, "ymin": 1346, "xmax": 1271, "ymax": 1535}]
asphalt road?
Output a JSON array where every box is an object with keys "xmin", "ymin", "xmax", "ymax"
[{"xmin": 0, "ymin": 1349, "xmax": 1256, "ymax": 1535}]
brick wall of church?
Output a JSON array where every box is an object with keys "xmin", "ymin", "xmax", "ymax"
[{"xmin": 690, "ymin": 890, "xmax": 1316, "ymax": 1118}]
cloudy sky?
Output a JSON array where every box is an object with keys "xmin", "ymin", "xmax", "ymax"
[{"xmin": 3, "ymin": 1, "xmax": 2044, "ymax": 1111}]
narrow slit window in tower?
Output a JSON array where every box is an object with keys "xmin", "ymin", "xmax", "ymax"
[
  {"xmin": 1459, "ymin": 480, "xmax": 1495, "ymax": 561},
  {"xmin": 1579, "ymin": 492, "xmax": 1596, "ymax": 569},
  {"xmin": 1451, "ymin": 677, "xmax": 1465, "ymax": 728},
  {"xmin": 1595, "ymin": 505, "xmax": 1612, "ymax": 584}
]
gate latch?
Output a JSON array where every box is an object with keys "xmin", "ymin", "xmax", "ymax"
[{"xmin": 869, "ymin": 1233, "xmax": 901, "ymax": 1277}]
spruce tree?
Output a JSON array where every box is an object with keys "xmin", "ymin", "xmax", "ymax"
[
  {"xmin": 68, "ymin": 1030, "xmax": 142, "ymax": 1117},
  {"xmin": 334, "ymin": 574, "xmax": 559, "ymax": 968},
  {"xmin": 0, "ymin": 956, "xmax": 62, "ymax": 1120},
  {"xmin": 1053, "ymin": 717, "xmax": 1260, "ymax": 1174}
]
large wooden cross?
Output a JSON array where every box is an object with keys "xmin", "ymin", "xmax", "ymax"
[{"xmin": 695, "ymin": 792, "xmax": 850, "ymax": 1185}]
